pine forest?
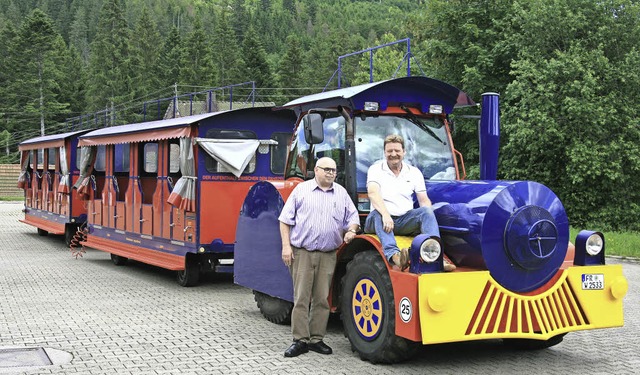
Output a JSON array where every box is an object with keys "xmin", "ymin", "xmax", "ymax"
[{"xmin": 0, "ymin": 0, "xmax": 639, "ymax": 232}]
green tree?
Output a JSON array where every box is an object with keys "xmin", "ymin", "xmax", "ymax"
[
  {"xmin": 0, "ymin": 129, "xmax": 12, "ymax": 162},
  {"xmin": 130, "ymin": 7, "xmax": 162, "ymax": 103},
  {"xmin": 12, "ymin": 9, "xmax": 69, "ymax": 135},
  {"xmin": 231, "ymin": 0, "xmax": 249, "ymax": 41},
  {"xmin": 352, "ymin": 32, "xmax": 407, "ymax": 86},
  {"xmin": 58, "ymin": 45, "xmax": 86, "ymax": 117},
  {"xmin": 501, "ymin": 0, "xmax": 640, "ymax": 230},
  {"xmin": 69, "ymin": 6, "xmax": 90, "ymax": 63},
  {"xmin": 85, "ymin": 0, "xmax": 131, "ymax": 114},
  {"xmin": 277, "ymin": 34, "xmax": 303, "ymax": 89},
  {"xmin": 159, "ymin": 25, "xmax": 183, "ymax": 89},
  {"xmin": 407, "ymin": 0, "xmax": 516, "ymax": 178},
  {"xmin": 0, "ymin": 23, "xmax": 19, "ymax": 139},
  {"xmin": 241, "ymin": 26, "xmax": 274, "ymax": 99},
  {"xmin": 212, "ymin": 9, "xmax": 242, "ymax": 86},
  {"xmin": 277, "ymin": 35, "xmax": 305, "ymax": 102},
  {"xmin": 179, "ymin": 16, "xmax": 216, "ymax": 88}
]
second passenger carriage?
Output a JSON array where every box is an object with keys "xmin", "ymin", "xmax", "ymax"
[{"xmin": 74, "ymin": 107, "xmax": 295, "ymax": 286}]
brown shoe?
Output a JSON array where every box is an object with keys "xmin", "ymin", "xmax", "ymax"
[
  {"xmin": 443, "ymin": 254, "xmax": 456, "ymax": 272},
  {"xmin": 391, "ymin": 248, "xmax": 410, "ymax": 270}
]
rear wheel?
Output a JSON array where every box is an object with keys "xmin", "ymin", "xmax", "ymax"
[
  {"xmin": 253, "ymin": 291, "xmax": 292, "ymax": 325},
  {"xmin": 341, "ymin": 251, "xmax": 419, "ymax": 364},
  {"xmin": 503, "ymin": 334, "xmax": 566, "ymax": 350},
  {"xmin": 37, "ymin": 228, "xmax": 48, "ymax": 236},
  {"xmin": 176, "ymin": 255, "xmax": 200, "ymax": 287},
  {"xmin": 110, "ymin": 253, "xmax": 128, "ymax": 266}
]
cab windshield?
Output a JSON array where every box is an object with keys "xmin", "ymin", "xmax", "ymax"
[
  {"xmin": 355, "ymin": 115, "xmax": 456, "ymax": 190},
  {"xmin": 284, "ymin": 113, "xmax": 456, "ymax": 189}
]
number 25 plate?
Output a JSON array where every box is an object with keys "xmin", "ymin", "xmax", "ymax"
[{"xmin": 581, "ymin": 274, "xmax": 604, "ymax": 290}]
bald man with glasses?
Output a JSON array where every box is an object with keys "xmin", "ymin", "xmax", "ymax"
[{"xmin": 279, "ymin": 157, "xmax": 359, "ymax": 357}]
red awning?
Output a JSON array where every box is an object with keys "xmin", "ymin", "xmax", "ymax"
[
  {"xmin": 77, "ymin": 112, "xmax": 220, "ymax": 146},
  {"xmin": 19, "ymin": 129, "xmax": 91, "ymax": 151}
]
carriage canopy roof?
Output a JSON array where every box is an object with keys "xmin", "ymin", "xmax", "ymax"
[
  {"xmin": 77, "ymin": 112, "xmax": 220, "ymax": 146},
  {"xmin": 77, "ymin": 107, "xmax": 290, "ymax": 146},
  {"xmin": 280, "ymin": 76, "xmax": 475, "ymax": 116},
  {"xmin": 19, "ymin": 129, "xmax": 92, "ymax": 151}
]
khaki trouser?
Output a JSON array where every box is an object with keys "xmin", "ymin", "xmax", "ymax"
[{"xmin": 289, "ymin": 246, "xmax": 337, "ymax": 343}]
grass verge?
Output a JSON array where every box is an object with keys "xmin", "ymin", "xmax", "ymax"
[{"xmin": 570, "ymin": 227, "xmax": 640, "ymax": 258}]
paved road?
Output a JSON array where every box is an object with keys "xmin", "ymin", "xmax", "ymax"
[{"xmin": 0, "ymin": 202, "xmax": 638, "ymax": 374}]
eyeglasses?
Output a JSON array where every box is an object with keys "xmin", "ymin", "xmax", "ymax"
[{"xmin": 316, "ymin": 166, "xmax": 337, "ymax": 174}]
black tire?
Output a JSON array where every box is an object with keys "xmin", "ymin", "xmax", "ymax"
[
  {"xmin": 176, "ymin": 255, "xmax": 200, "ymax": 287},
  {"xmin": 111, "ymin": 253, "xmax": 128, "ymax": 266},
  {"xmin": 340, "ymin": 251, "xmax": 419, "ymax": 364},
  {"xmin": 503, "ymin": 333, "xmax": 566, "ymax": 350},
  {"xmin": 37, "ymin": 228, "xmax": 48, "ymax": 236},
  {"xmin": 253, "ymin": 290, "xmax": 292, "ymax": 325}
]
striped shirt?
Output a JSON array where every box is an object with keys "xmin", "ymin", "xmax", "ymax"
[{"xmin": 279, "ymin": 178, "xmax": 359, "ymax": 251}]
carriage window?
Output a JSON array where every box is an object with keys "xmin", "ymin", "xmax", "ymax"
[
  {"xmin": 169, "ymin": 143, "xmax": 180, "ymax": 173},
  {"xmin": 144, "ymin": 143, "xmax": 158, "ymax": 173},
  {"xmin": 270, "ymin": 132, "xmax": 291, "ymax": 175},
  {"xmin": 48, "ymin": 148, "xmax": 56, "ymax": 169},
  {"xmin": 37, "ymin": 149, "xmax": 44, "ymax": 169},
  {"xmin": 114, "ymin": 144, "xmax": 130, "ymax": 173},
  {"xmin": 204, "ymin": 129, "xmax": 257, "ymax": 174},
  {"xmin": 94, "ymin": 145, "xmax": 107, "ymax": 172}
]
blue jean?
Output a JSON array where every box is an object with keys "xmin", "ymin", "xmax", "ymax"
[{"xmin": 364, "ymin": 206, "xmax": 440, "ymax": 261}]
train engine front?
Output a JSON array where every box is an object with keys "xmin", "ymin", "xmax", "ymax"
[{"xmin": 234, "ymin": 77, "xmax": 628, "ymax": 364}]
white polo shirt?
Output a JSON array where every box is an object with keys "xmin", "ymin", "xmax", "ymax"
[{"xmin": 366, "ymin": 160, "xmax": 427, "ymax": 216}]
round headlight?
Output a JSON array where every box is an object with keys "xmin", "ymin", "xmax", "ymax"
[
  {"xmin": 420, "ymin": 238, "xmax": 441, "ymax": 263},
  {"xmin": 586, "ymin": 234, "xmax": 604, "ymax": 256}
]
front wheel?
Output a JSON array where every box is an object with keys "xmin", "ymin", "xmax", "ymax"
[
  {"xmin": 253, "ymin": 291, "xmax": 292, "ymax": 325},
  {"xmin": 340, "ymin": 251, "xmax": 419, "ymax": 364}
]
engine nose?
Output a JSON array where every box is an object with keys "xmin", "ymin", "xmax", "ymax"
[
  {"xmin": 505, "ymin": 205, "xmax": 559, "ymax": 271},
  {"xmin": 428, "ymin": 180, "xmax": 569, "ymax": 293}
]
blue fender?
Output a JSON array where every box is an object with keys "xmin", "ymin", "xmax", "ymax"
[{"xmin": 234, "ymin": 181, "xmax": 293, "ymax": 302}]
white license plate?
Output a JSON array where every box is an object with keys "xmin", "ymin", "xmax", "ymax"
[{"xmin": 582, "ymin": 274, "xmax": 604, "ymax": 290}]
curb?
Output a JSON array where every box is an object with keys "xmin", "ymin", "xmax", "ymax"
[{"xmin": 607, "ymin": 255, "xmax": 640, "ymax": 264}]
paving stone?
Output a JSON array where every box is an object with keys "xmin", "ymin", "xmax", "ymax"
[{"xmin": 0, "ymin": 202, "xmax": 638, "ymax": 374}]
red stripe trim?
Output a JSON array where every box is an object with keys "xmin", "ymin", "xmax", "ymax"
[
  {"xmin": 82, "ymin": 235, "xmax": 185, "ymax": 270},
  {"xmin": 20, "ymin": 216, "xmax": 65, "ymax": 234}
]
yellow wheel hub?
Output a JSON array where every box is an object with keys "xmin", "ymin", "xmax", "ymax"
[{"xmin": 352, "ymin": 278, "xmax": 383, "ymax": 340}]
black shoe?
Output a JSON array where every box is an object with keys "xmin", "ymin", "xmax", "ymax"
[
  {"xmin": 308, "ymin": 341, "xmax": 332, "ymax": 355},
  {"xmin": 284, "ymin": 341, "xmax": 308, "ymax": 357}
]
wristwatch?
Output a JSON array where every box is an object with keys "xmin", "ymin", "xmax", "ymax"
[{"xmin": 348, "ymin": 229, "xmax": 357, "ymax": 234}]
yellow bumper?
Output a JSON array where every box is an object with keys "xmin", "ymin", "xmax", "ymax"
[{"xmin": 418, "ymin": 265, "xmax": 627, "ymax": 344}]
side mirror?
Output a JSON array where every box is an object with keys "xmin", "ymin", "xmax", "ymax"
[{"xmin": 302, "ymin": 113, "xmax": 324, "ymax": 144}]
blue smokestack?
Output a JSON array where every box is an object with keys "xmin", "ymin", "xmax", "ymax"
[{"xmin": 479, "ymin": 93, "xmax": 500, "ymax": 180}]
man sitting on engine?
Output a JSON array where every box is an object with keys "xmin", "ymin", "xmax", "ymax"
[{"xmin": 364, "ymin": 134, "xmax": 455, "ymax": 271}]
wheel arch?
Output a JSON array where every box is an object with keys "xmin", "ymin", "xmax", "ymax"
[{"xmin": 332, "ymin": 236, "xmax": 387, "ymax": 312}]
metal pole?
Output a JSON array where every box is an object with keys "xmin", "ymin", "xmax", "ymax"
[
  {"xmin": 407, "ymin": 39, "xmax": 411, "ymax": 77},
  {"xmin": 369, "ymin": 51, "xmax": 374, "ymax": 83}
]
